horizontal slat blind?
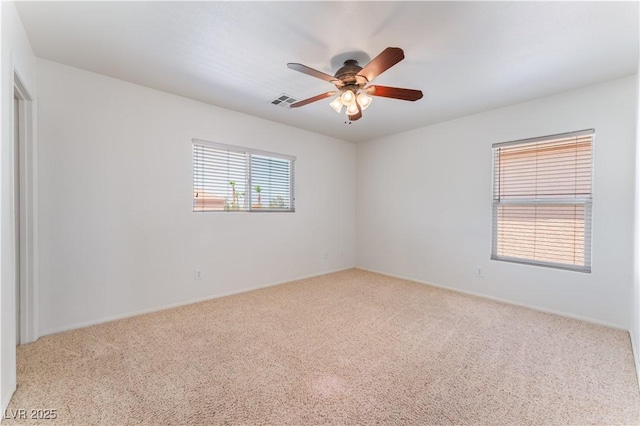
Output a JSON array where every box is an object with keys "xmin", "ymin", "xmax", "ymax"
[
  {"xmin": 491, "ymin": 130, "xmax": 593, "ymax": 272},
  {"xmin": 193, "ymin": 143, "xmax": 248, "ymax": 211},
  {"xmin": 251, "ymin": 155, "xmax": 293, "ymax": 210},
  {"xmin": 193, "ymin": 140, "xmax": 295, "ymax": 213}
]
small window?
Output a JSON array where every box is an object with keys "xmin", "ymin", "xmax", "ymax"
[
  {"xmin": 192, "ymin": 139, "xmax": 295, "ymax": 212},
  {"xmin": 491, "ymin": 129, "xmax": 594, "ymax": 272}
]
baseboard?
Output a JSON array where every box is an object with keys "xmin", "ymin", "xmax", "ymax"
[
  {"xmin": 630, "ymin": 331, "xmax": 640, "ymax": 390},
  {"xmin": 39, "ymin": 266, "xmax": 355, "ymax": 337},
  {"xmin": 356, "ymin": 266, "xmax": 627, "ymax": 331}
]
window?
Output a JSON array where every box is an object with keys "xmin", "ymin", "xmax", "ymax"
[
  {"xmin": 192, "ymin": 139, "xmax": 295, "ymax": 212},
  {"xmin": 491, "ymin": 129, "xmax": 593, "ymax": 272}
]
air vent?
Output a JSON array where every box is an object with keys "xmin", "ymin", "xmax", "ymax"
[{"xmin": 270, "ymin": 94, "xmax": 298, "ymax": 108}]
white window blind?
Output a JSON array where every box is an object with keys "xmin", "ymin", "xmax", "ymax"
[
  {"xmin": 193, "ymin": 139, "xmax": 295, "ymax": 212},
  {"xmin": 491, "ymin": 129, "xmax": 593, "ymax": 272}
]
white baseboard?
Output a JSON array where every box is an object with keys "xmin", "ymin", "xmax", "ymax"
[
  {"xmin": 39, "ymin": 266, "xmax": 355, "ymax": 337},
  {"xmin": 356, "ymin": 266, "xmax": 627, "ymax": 331},
  {"xmin": 630, "ymin": 331, "xmax": 640, "ymax": 390}
]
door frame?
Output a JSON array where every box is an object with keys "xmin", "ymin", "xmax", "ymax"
[{"xmin": 13, "ymin": 68, "xmax": 37, "ymax": 344}]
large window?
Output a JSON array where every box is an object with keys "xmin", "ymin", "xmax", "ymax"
[
  {"xmin": 491, "ymin": 129, "xmax": 593, "ymax": 272},
  {"xmin": 192, "ymin": 139, "xmax": 295, "ymax": 212}
]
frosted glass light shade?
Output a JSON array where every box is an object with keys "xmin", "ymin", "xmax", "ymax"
[
  {"xmin": 357, "ymin": 93, "xmax": 372, "ymax": 110},
  {"xmin": 340, "ymin": 90, "xmax": 355, "ymax": 104},
  {"xmin": 329, "ymin": 97, "xmax": 343, "ymax": 113},
  {"xmin": 346, "ymin": 103, "xmax": 359, "ymax": 115}
]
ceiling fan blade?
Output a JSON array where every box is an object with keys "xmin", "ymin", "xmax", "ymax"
[
  {"xmin": 356, "ymin": 47, "xmax": 405, "ymax": 83},
  {"xmin": 348, "ymin": 102, "xmax": 363, "ymax": 121},
  {"xmin": 287, "ymin": 63, "xmax": 340, "ymax": 84},
  {"xmin": 289, "ymin": 92, "xmax": 337, "ymax": 108},
  {"xmin": 365, "ymin": 85, "xmax": 423, "ymax": 101}
]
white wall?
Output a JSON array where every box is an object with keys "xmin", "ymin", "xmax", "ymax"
[
  {"xmin": 357, "ymin": 76, "xmax": 637, "ymax": 329},
  {"xmin": 36, "ymin": 59, "xmax": 356, "ymax": 336},
  {"xmin": 1, "ymin": 1, "xmax": 37, "ymax": 412},
  {"xmin": 633, "ymin": 67, "xmax": 640, "ymax": 383}
]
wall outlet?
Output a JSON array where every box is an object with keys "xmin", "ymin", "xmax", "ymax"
[
  {"xmin": 194, "ymin": 270, "xmax": 202, "ymax": 280},
  {"xmin": 475, "ymin": 268, "xmax": 483, "ymax": 277},
  {"xmin": 324, "ymin": 252, "xmax": 329, "ymax": 260}
]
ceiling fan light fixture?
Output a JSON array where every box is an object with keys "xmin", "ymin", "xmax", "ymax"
[
  {"xmin": 357, "ymin": 92, "xmax": 372, "ymax": 110},
  {"xmin": 346, "ymin": 103, "xmax": 359, "ymax": 115},
  {"xmin": 329, "ymin": 97, "xmax": 343, "ymax": 113},
  {"xmin": 340, "ymin": 89, "xmax": 355, "ymax": 104}
]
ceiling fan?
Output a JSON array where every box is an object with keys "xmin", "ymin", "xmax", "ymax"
[{"xmin": 287, "ymin": 47, "xmax": 423, "ymax": 122}]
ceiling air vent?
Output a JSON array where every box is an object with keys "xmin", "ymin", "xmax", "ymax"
[{"xmin": 270, "ymin": 94, "xmax": 298, "ymax": 108}]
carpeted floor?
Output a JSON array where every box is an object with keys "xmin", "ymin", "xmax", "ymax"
[{"xmin": 5, "ymin": 269, "xmax": 640, "ymax": 425}]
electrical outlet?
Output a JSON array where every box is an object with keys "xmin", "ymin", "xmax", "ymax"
[
  {"xmin": 194, "ymin": 270, "xmax": 202, "ymax": 280},
  {"xmin": 475, "ymin": 268, "xmax": 483, "ymax": 277},
  {"xmin": 324, "ymin": 252, "xmax": 329, "ymax": 260}
]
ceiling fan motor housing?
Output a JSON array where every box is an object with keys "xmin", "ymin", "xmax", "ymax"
[{"xmin": 334, "ymin": 60, "xmax": 366, "ymax": 88}]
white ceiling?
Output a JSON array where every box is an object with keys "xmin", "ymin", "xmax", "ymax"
[{"xmin": 15, "ymin": 1, "xmax": 639, "ymax": 143}]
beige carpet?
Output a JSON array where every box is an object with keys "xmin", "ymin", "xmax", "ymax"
[{"xmin": 6, "ymin": 269, "xmax": 639, "ymax": 425}]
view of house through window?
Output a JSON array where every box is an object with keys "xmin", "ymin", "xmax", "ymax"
[
  {"xmin": 491, "ymin": 130, "xmax": 594, "ymax": 272},
  {"xmin": 193, "ymin": 139, "xmax": 295, "ymax": 212}
]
